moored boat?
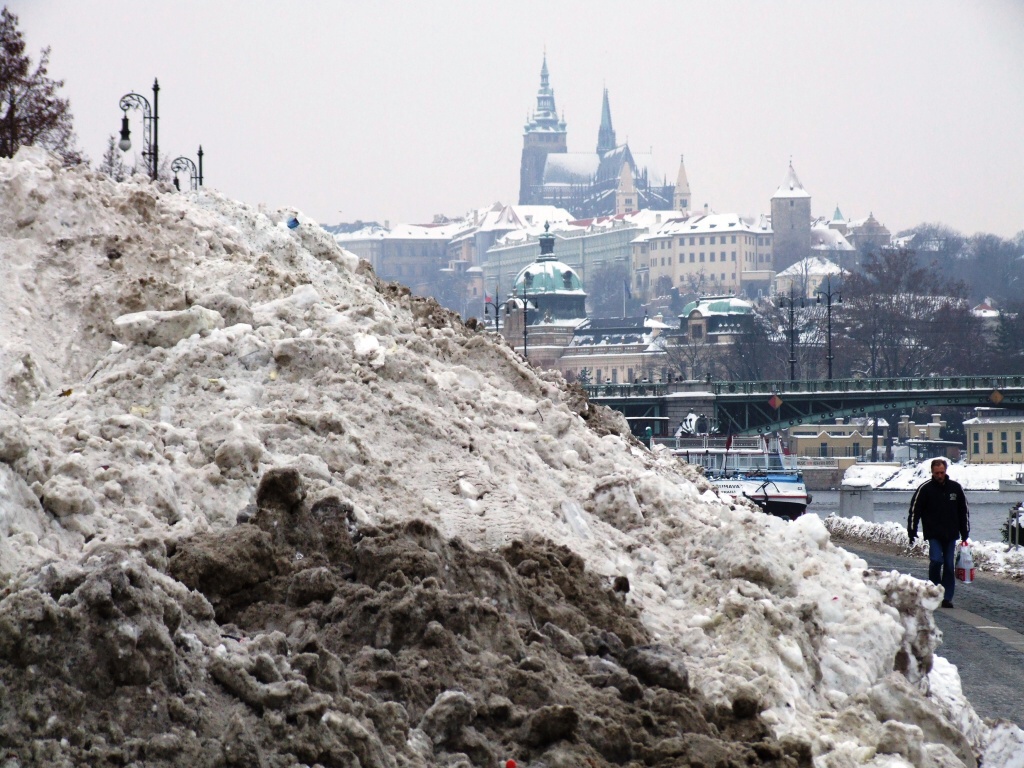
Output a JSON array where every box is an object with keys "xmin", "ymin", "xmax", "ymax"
[
  {"xmin": 710, "ymin": 472, "xmax": 810, "ymax": 520},
  {"xmin": 998, "ymin": 471, "xmax": 1024, "ymax": 492}
]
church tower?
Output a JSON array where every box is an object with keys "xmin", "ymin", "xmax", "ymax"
[
  {"xmin": 615, "ymin": 158, "xmax": 637, "ymax": 215},
  {"xmin": 519, "ymin": 54, "xmax": 568, "ymax": 205},
  {"xmin": 770, "ymin": 161, "xmax": 812, "ymax": 272},
  {"xmin": 673, "ymin": 155, "xmax": 691, "ymax": 211},
  {"xmin": 597, "ymin": 88, "xmax": 616, "ymax": 154}
]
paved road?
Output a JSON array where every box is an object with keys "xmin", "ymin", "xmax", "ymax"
[{"xmin": 838, "ymin": 540, "xmax": 1024, "ymax": 727}]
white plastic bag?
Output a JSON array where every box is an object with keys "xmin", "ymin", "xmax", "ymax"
[{"xmin": 955, "ymin": 542, "xmax": 975, "ymax": 584}]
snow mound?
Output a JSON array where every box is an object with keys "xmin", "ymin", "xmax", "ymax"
[{"xmin": 0, "ymin": 148, "xmax": 1016, "ymax": 765}]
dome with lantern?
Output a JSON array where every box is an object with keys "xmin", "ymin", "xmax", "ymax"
[{"xmin": 509, "ymin": 223, "xmax": 587, "ymax": 323}]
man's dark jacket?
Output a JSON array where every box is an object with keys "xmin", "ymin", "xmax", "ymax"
[{"xmin": 907, "ymin": 477, "xmax": 970, "ymax": 542}]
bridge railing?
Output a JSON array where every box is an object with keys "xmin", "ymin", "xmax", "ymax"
[
  {"xmin": 713, "ymin": 375, "xmax": 1024, "ymax": 396},
  {"xmin": 582, "ymin": 375, "xmax": 1024, "ymax": 400}
]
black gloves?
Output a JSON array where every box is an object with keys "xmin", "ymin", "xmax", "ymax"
[{"xmin": 908, "ymin": 528, "xmax": 917, "ymax": 544}]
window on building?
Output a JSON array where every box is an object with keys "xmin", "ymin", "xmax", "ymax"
[
  {"xmin": 678, "ymin": 254, "xmax": 684, "ymax": 263},
  {"xmin": 852, "ymin": 443, "xmax": 861, "ymax": 456},
  {"xmin": 691, "ymin": 325, "xmax": 703, "ymax": 339},
  {"xmin": 689, "ymin": 237, "xmax": 695, "ymax": 245},
  {"xmin": 710, "ymin": 253, "xmax": 715, "ymax": 262},
  {"xmin": 710, "ymin": 236, "xmax": 716, "ymax": 244},
  {"xmin": 731, "ymin": 273, "xmax": 736, "ymax": 280},
  {"xmin": 679, "ymin": 238, "xmax": 685, "ymax": 246},
  {"xmin": 689, "ymin": 254, "xmax": 695, "ymax": 263},
  {"xmin": 1002, "ymin": 431, "xmax": 1008, "ymax": 454},
  {"xmin": 625, "ymin": 198, "xmax": 633, "ymax": 206},
  {"xmin": 790, "ymin": 200, "xmax": 794, "ymax": 207},
  {"xmin": 699, "ymin": 237, "xmax": 705, "ymax": 245},
  {"xmin": 731, "ymin": 252, "xmax": 736, "ymax": 261},
  {"xmin": 820, "ymin": 442, "xmax": 829, "ymax": 458},
  {"xmin": 611, "ymin": 369, "xmax": 618, "ymax": 383},
  {"xmin": 721, "ymin": 273, "xmax": 726, "ymax": 281},
  {"xmin": 731, "ymin": 235, "xmax": 737, "ymax": 244},
  {"xmin": 1017, "ymin": 431, "xmax": 1022, "ymax": 454},
  {"xmin": 699, "ymin": 253, "xmax": 705, "ymax": 262},
  {"xmin": 973, "ymin": 435, "xmax": 980, "ymax": 456},
  {"xmin": 661, "ymin": 257, "xmax": 666, "ymax": 266},
  {"xmin": 627, "ymin": 368, "xmax": 634, "ymax": 382},
  {"xmin": 596, "ymin": 369, "xmax": 603, "ymax": 383},
  {"xmin": 987, "ymin": 431, "xmax": 994, "ymax": 453}
]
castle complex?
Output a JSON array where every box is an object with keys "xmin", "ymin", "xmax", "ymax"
[{"xmin": 518, "ymin": 56, "xmax": 689, "ymax": 219}]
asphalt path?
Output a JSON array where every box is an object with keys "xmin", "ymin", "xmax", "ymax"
[{"xmin": 836, "ymin": 539, "xmax": 1024, "ymax": 728}]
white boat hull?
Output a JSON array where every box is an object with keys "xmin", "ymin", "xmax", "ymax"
[{"xmin": 712, "ymin": 476, "xmax": 809, "ymax": 520}]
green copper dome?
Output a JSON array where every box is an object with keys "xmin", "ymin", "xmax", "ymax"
[{"xmin": 513, "ymin": 259, "xmax": 585, "ymax": 295}]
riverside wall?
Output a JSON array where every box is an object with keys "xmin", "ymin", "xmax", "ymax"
[{"xmin": 802, "ymin": 466, "xmax": 845, "ymax": 491}]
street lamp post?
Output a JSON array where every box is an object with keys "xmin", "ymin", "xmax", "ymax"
[
  {"xmin": 118, "ymin": 79, "xmax": 160, "ymax": 180},
  {"xmin": 777, "ymin": 288, "xmax": 803, "ymax": 382},
  {"xmin": 816, "ymin": 274, "xmax": 842, "ymax": 380},
  {"xmin": 483, "ymin": 285, "xmax": 537, "ymax": 360},
  {"xmin": 171, "ymin": 146, "xmax": 204, "ymax": 191}
]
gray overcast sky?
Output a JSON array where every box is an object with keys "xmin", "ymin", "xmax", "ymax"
[{"xmin": 9, "ymin": 0, "xmax": 1024, "ymax": 237}]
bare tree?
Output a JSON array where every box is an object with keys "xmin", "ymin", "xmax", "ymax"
[
  {"xmin": 664, "ymin": 328, "xmax": 714, "ymax": 381},
  {"xmin": 840, "ymin": 249, "xmax": 977, "ymax": 378},
  {"xmin": 98, "ymin": 134, "xmax": 129, "ymax": 181},
  {"xmin": 586, "ymin": 261, "xmax": 641, "ymax": 318},
  {"xmin": 0, "ymin": 8, "xmax": 81, "ymax": 164}
]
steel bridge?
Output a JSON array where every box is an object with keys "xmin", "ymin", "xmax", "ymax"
[{"xmin": 583, "ymin": 375, "xmax": 1024, "ymax": 436}]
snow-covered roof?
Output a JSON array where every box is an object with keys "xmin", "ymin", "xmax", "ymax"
[
  {"xmin": 772, "ymin": 162, "xmax": 811, "ymax": 199},
  {"xmin": 334, "ymin": 220, "xmax": 468, "ymax": 242},
  {"xmin": 543, "ymin": 153, "xmax": 600, "ymax": 184},
  {"xmin": 972, "ymin": 302, "xmax": 999, "ymax": 319},
  {"xmin": 776, "ymin": 256, "xmax": 845, "ymax": 278},
  {"xmin": 682, "ymin": 296, "xmax": 753, "ymax": 317},
  {"xmin": 810, "ymin": 223, "xmax": 856, "ymax": 252},
  {"xmin": 645, "ymin": 213, "xmax": 768, "ymax": 239}
]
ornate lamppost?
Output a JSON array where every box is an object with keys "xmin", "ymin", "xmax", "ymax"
[
  {"xmin": 483, "ymin": 284, "xmax": 537, "ymax": 359},
  {"xmin": 118, "ymin": 79, "xmax": 159, "ymax": 180},
  {"xmin": 172, "ymin": 146, "xmax": 204, "ymax": 191},
  {"xmin": 816, "ymin": 274, "xmax": 842, "ymax": 380},
  {"xmin": 778, "ymin": 288, "xmax": 803, "ymax": 382}
]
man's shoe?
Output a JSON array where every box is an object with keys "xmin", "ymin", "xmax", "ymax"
[{"xmin": 941, "ymin": 600, "xmax": 954, "ymax": 609}]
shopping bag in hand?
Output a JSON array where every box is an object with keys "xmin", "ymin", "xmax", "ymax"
[{"xmin": 955, "ymin": 542, "xmax": 975, "ymax": 584}]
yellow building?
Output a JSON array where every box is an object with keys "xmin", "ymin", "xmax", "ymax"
[
  {"xmin": 963, "ymin": 408, "xmax": 1024, "ymax": 464},
  {"xmin": 787, "ymin": 417, "xmax": 889, "ymax": 460},
  {"xmin": 632, "ymin": 212, "xmax": 773, "ymax": 298}
]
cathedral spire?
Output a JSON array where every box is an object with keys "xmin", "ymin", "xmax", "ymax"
[
  {"xmin": 673, "ymin": 154, "xmax": 691, "ymax": 211},
  {"xmin": 597, "ymin": 87, "xmax": 616, "ymax": 154},
  {"xmin": 526, "ymin": 53, "xmax": 562, "ymax": 130}
]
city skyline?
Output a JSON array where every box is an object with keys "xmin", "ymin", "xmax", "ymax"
[{"xmin": 9, "ymin": 0, "xmax": 1024, "ymax": 238}]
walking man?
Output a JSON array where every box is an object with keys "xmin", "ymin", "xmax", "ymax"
[{"xmin": 908, "ymin": 458, "xmax": 971, "ymax": 608}]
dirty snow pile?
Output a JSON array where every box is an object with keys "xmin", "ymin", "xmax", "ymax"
[{"xmin": 0, "ymin": 147, "xmax": 1021, "ymax": 767}]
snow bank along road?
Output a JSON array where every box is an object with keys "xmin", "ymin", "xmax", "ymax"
[{"xmin": 839, "ymin": 539, "xmax": 1024, "ymax": 728}]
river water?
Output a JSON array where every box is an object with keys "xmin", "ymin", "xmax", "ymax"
[{"xmin": 809, "ymin": 490, "xmax": 1021, "ymax": 542}]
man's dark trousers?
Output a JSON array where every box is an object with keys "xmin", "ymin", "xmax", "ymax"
[{"xmin": 929, "ymin": 538, "xmax": 957, "ymax": 603}]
